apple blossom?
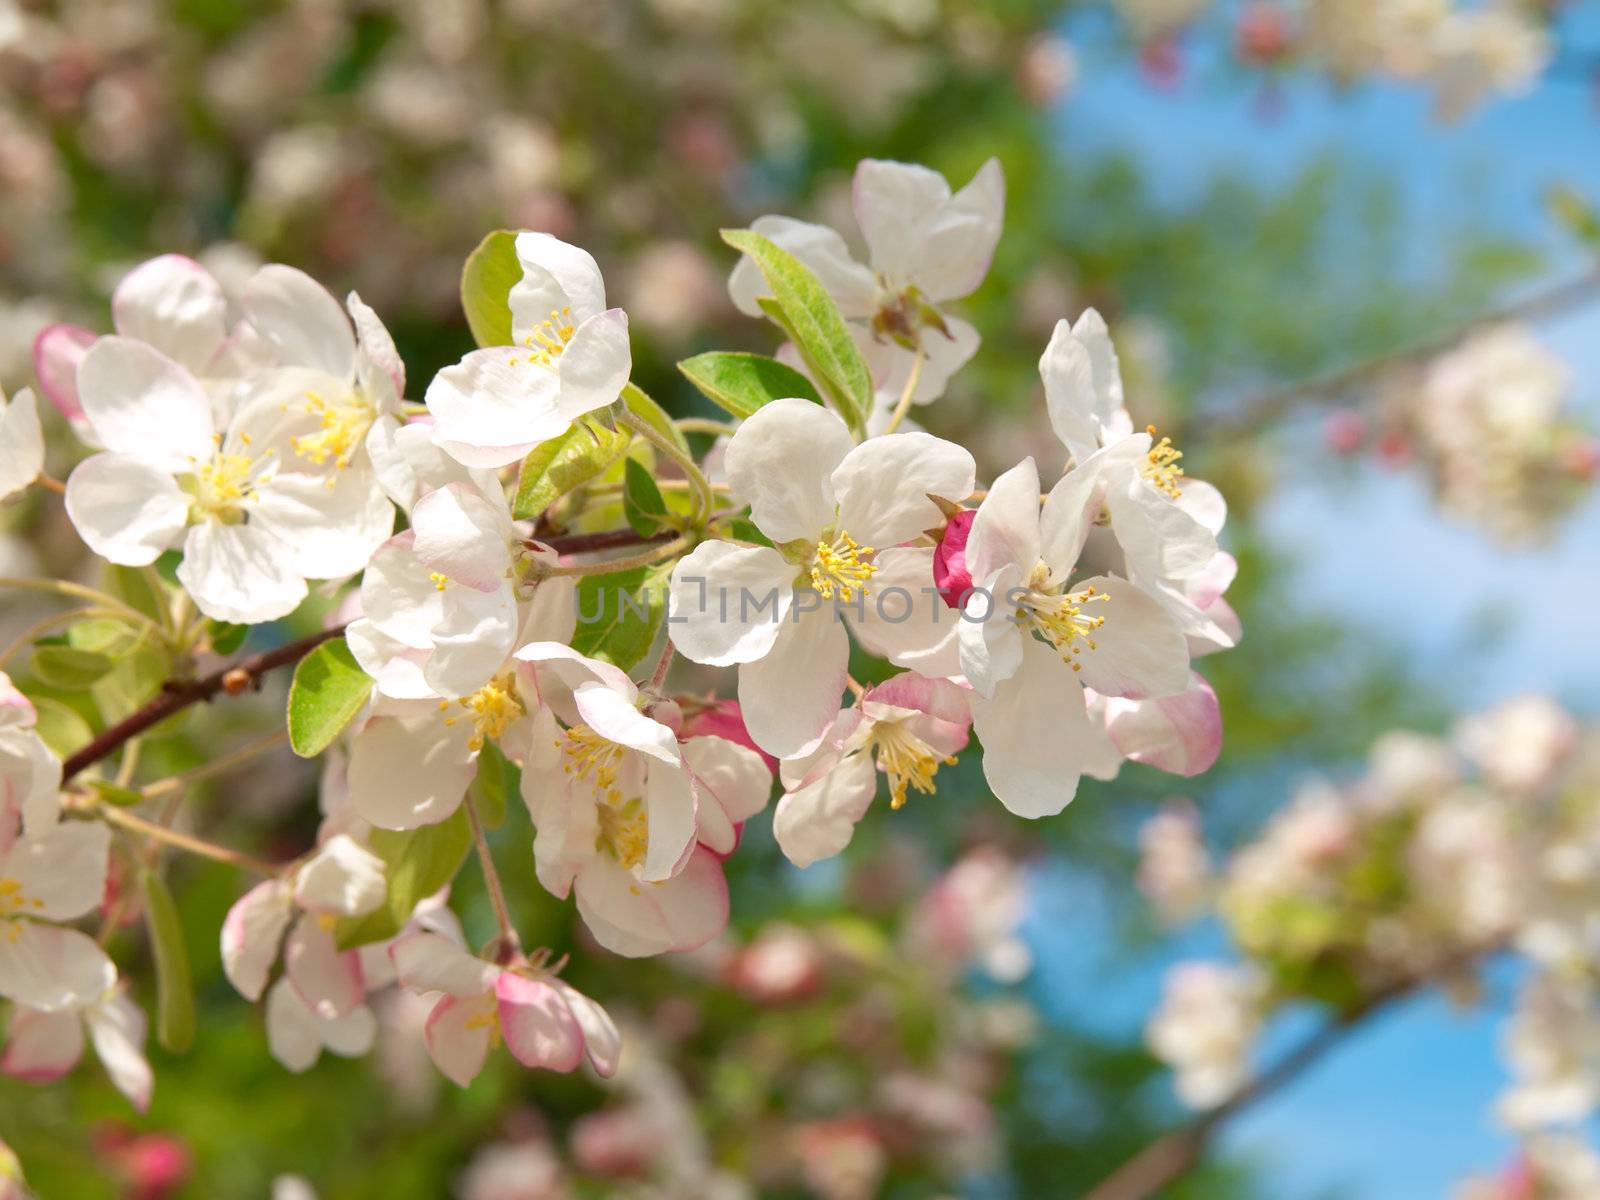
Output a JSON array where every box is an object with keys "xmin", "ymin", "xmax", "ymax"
[
  {"xmin": 426, "ymin": 233, "xmax": 631, "ymax": 468},
  {"xmin": 1146, "ymin": 961, "xmax": 1263, "ymax": 1109},
  {"xmin": 389, "ymin": 930, "xmax": 620, "ymax": 1087},
  {"xmin": 774, "ymin": 674, "xmax": 971, "ymax": 868},
  {"xmin": 0, "ymin": 820, "xmax": 117, "ymax": 1013},
  {"xmin": 2, "ymin": 988, "xmax": 153, "ymax": 1111},
  {"xmin": 0, "ymin": 386, "xmax": 43, "ymax": 502},
  {"xmin": 668, "ymin": 398, "xmax": 975, "ymax": 757}
]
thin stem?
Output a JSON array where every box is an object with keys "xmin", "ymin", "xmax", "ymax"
[
  {"xmin": 138, "ymin": 731, "xmax": 290, "ymax": 801},
  {"xmin": 618, "ymin": 409, "xmax": 715, "ymax": 526},
  {"xmin": 0, "ymin": 576, "xmax": 161, "ymax": 632},
  {"xmin": 536, "ymin": 532, "xmax": 693, "ymax": 578},
  {"xmin": 879, "ymin": 342, "xmax": 926, "ymax": 437},
  {"xmin": 91, "ymin": 803, "xmax": 280, "ymax": 877},
  {"xmin": 676, "ymin": 416, "xmax": 741, "ymax": 439},
  {"xmin": 537, "ymin": 528, "xmax": 676, "ymax": 556},
  {"xmin": 1211, "ymin": 265, "xmax": 1600, "ymax": 436},
  {"xmin": 113, "ymin": 739, "xmax": 142, "ymax": 789},
  {"xmin": 35, "ymin": 475, "xmax": 66, "ymax": 496},
  {"xmin": 60, "ymin": 625, "xmax": 347, "ymax": 784},
  {"xmin": 646, "ymin": 638, "xmax": 676, "ymax": 693},
  {"xmin": 464, "ymin": 796, "xmax": 519, "ymax": 956}
]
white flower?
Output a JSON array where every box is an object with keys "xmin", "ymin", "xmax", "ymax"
[
  {"xmin": 63, "ymin": 337, "xmax": 394, "ymax": 623},
  {"xmin": 1, "ymin": 718, "xmax": 61, "ymax": 851},
  {"xmin": 426, "ymin": 233, "xmax": 631, "ymax": 467},
  {"xmin": 1456, "ymin": 694, "xmax": 1577, "ymax": 795},
  {"xmin": 0, "ymin": 820, "xmax": 118, "ymax": 1013},
  {"xmin": 389, "ymin": 930, "xmax": 620, "ymax": 1087},
  {"xmin": 1, "ymin": 989, "xmax": 152, "ymax": 1112},
  {"xmin": 957, "ymin": 455, "xmax": 1191, "ymax": 817},
  {"xmin": 264, "ymin": 977, "xmax": 378, "ymax": 1075},
  {"xmin": 1147, "ymin": 961, "xmax": 1263, "ymax": 1110},
  {"xmin": 668, "ymin": 398, "xmax": 976, "ymax": 757},
  {"xmin": 238, "ymin": 264, "xmax": 407, "ymax": 480},
  {"xmin": 730, "ymin": 158, "xmax": 1003, "ymax": 344},
  {"xmin": 1137, "ymin": 800, "xmax": 1212, "ymax": 924},
  {"xmin": 0, "ymin": 386, "xmax": 43, "ymax": 502},
  {"xmin": 518, "ymin": 644, "xmax": 770, "ymax": 957},
  {"xmin": 1497, "ymin": 973, "xmax": 1600, "ymax": 1131},
  {"xmin": 775, "ymin": 673, "xmax": 970, "ymax": 868}
]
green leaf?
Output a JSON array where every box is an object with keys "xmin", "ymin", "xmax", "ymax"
[
  {"xmin": 29, "ymin": 697, "xmax": 94, "ymax": 758},
  {"xmin": 334, "ymin": 811, "xmax": 473, "ymax": 949},
  {"xmin": 287, "ymin": 639, "xmax": 372, "ymax": 758},
  {"xmin": 29, "ymin": 644, "xmax": 114, "ymax": 689},
  {"xmin": 105, "ymin": 565, "xmax": 169, "ymax": 626},
  {"xmin": 622, "ymin": 457, "xmax": 668, "ymax": 537},
  {"xmin": 91, "ymin": 643, "xmax": 170, "ymax": 725},
  {"xmin": 138, "ymin": 868, "xmax": 195, "ymax": 1054},
  {"xmin": 66, "ymin": 618, "xmax": 145, "ymax": 659},
  {"xmin": 469, "ymin": 741, "xmax": 516, "ymax": 832},
  {"xmin": 621, "ymin": 382, "xmax": 690, "ymax": 454},
  {"xmin": 721, "ymin": 228, "xmax": 872, "ymax": 436},
  {"xmin": 1548, "ymin": 185, "xmax": 1600, "ymax": 246},
  {"xmin": 460, "ymin": 229, "xmax": 521, "ymax": 348},
  {"xmin": 726, "ymin": 517, "xmax": 774, "ymax": 548},
  {"xmin": 512, "ymin": 417, "xmax": 631, "ymax": 521},
  {"xmin": 207, "ymin": 620, "xmax": 249, "ymax": 655},
  {"xmin": 570, "ymin": 559, "xmax": 675, "ymax": 671},
  {"xmin": 677, "ymin": 351, "xmax": 822, "ymax": 419}
]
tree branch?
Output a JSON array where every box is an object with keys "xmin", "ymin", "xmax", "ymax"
[
  {"xmin": 533, "ymin": 528, "xmax": 677, "ymax": 556},
  {"xmin": 1209, "ymin": 265, "xmax": 1600, "ymax": 436},
  {"xmin": 61, "ymin": 625, "xmax": 347, "ymax": 784}
]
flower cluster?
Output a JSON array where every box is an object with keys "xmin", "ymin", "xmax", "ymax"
[
  {"xmin": 1140, "ymin": 694, "xmax": 1600, "ymax": 1182},
  {"xmin": 1331, "ymin": 323, "xmax": 1600, "ymax": 544},
  {"xmin": 0, "ymin": 156, "xmax": 1236, "ymax": 1136},
  {"xmin": 1112, "ymin": 0, "xmax": 1552, "ymax": 120}
]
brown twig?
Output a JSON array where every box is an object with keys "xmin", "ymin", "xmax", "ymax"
[
  {"xmin": 1209, "ymin": 265, "xmax": 1600, "ymax": 436},
  {"xmin": 532, "ymin": 528, "xmax": 676, "ymax": 556},
  {"xmin": 60, "ymin": 625, "xmax": 347, "ymax": 784}
]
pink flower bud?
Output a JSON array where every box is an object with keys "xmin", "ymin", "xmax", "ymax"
[
  {"xmin": 1321, "ymin": 408, "xmax": 1367, "ymax": 456},
  {"xmin": 933, "ymin": 509, "xmax": 976, "ymax": 610}
]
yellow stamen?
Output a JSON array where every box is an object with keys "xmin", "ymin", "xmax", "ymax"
[
  {"xmin": 510, "ymin": 306, "xmax": 576, "ymax": 367},
  {"xmin": 182, "ymin": 450, "xmax": 258, "ymax": 522},
  {"xmin": 557, "ymin": 724, "xmax": 626, "ymax": 803},
  {"xmin": 292, "ymin": 389, "xmax": 373, "ymax": 471},
  {"xmin": 442, "ymin": 673, "xmax": 525, "ymax": 751},
  {"xmin": 1018, "ymin": 572, "xmax": 1110, "ymax": 671},
  {"xmin": 809, "ymin": 531, "xmax": 877, "ymax": 601},
  {"xmin": 462, "ymin": 993, "xmax": 503, "ymax": 1048},
  {"xmin": 0, "ymin": 877, "xmax": 43, "ymax": 919},
  {"xmin": 873, "ymin": 723, "xmax": 957, "ymax": 811},
  {"xmin": 594, "ymin": 795, "xmax": 649, "ymax": 870},
  {"xmin": 1143, "ymin": 424, "xmax": 1185, "ymax": 499},
  {"xmin": 428, "ymin": 572, "xmax": 450, "ymax": 591}
]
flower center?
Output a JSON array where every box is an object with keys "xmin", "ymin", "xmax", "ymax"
[
  {"xmin": 810, "ymin": 531, "xmax": 877, "ymax": 601},
  {"xmin": 441, "ymin": 673, "xmax": 525, "ymax": 751},
  {"xmin": 0, "ymin": 877, "xmax": 42, "ymax": 922},
  {"xmin": 594, "ymin": 795, "xmax": 649, "ymax": 871},
  {"xmin": 183, "ymin": 439, "xmax": 269, "ymax": 523},
  {"xmin": 872, "ymin": 723, "xmax": 957, "ymax": 811},
  {"xmin": 463, "ymin": 992, "xmax": 502, "ymax": 1048},
  {"xmin": 1018, "ymin": 566, "xmax": 1110, "ymax": 671},
  {"xmin": 292, "ymin": 389, "xmax": 374, "ymax": 471},
  {"xmin": 512, "ymin": 306, "xmax": 577, "ymax": 368},
  {"xmin": 557, "ymin": 724, "xmax": 625, "ymax": 803},
  {"xmin": 1142, "ymin": 424, "xmax": 1185, "ymax": 500}
]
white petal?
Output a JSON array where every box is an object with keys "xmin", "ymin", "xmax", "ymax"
[
  {"xmin": 411, "ymin": 483, "xmax": 513, "ymax": 592},
  {"xmin": 294, "ymin": 835, "xmax": 387, "ymax": 918},
  {"xmin": 901, "ymin": 157, "xmax": 1005, "ymax": 302},
  {"xmin": 575, "ymin": 848, "xmax": 728, "ymax": 958},
  {"xmin": 1175, "ymin": 478, "xmax": 1227, "ymax": 535},
  {"xmin": 832, "ymin": 432, "xmax": 975, "ymax": 548},
  {"xmin": 422, "ymin": 993, "xmax": 493, "ymax": 1086},
  {"xmin": 496, "ymin": 973, "xmax": 582, "ymax": 1072},
  {"xmin": 1104, "ymin": 472, "xmax": 1217, "ymax": 584},
  {"xmin": 972, "ymin": 636, "xmax": 1095, "ymax": 818},
  {"xmin": 389, "ymin": 931, "xmax": 498, "ymax": 997},
  {"xmin": 64, "ymin": 453, "xmax": 190, "ymax": 567},
  {"xmin": 640, "ymin": 761, "xmax": 697, "ymax": 883},
  {"xmin": 347, "ymin": 293, "xmax": 404, "ymax": 411},
  {"xmin": 666, "ymin": 541, "xmax": 794, "ymax": 667},
  {"xmin": 512, "ymin": 232, "xmax": 608, "ymax": 328},
  {"xmin": 1041, "ymin": 318, "xmax": 1103, "ymax": 461},
  {"xmin": 0, "ymin": 388, "xmax": 44, "ymax": 502},
  {"xmin": 424, "ymin": 346, "xmax": 568, "ymax": 468},
  {"xmin": 723, "ymin": 398, "xmax": 852, "ymax": 544},
  {"xmin": 773, "ymin": 750, "xmax": 878, "ymax": 868},
  {"xmin": 571, "ymin": 682, "xmax": 680, "ymax": 767},
  {"xmin": 0, "ymin": 924, "xmax": 117, "ymax": 1012},
  {"xmin": 1072, "ymin": 575, "xmax": 1191, "ymax": 700},
  {"xmin": 682, "ymin": 735, "xmax": 772, "ymax": 854},
  {"xmin": 5, "ymin": 821, "xmax": 110, "ymax": 920},
  {"xmin": 423, "ymin": 586, "xmax": 518, "ymax": 699},
  {"xmin": 957, "ymin": 562, "xmax": 1025, "ymax": 698},
  {"xmin": 966, "ymin": 457, "xmax": 1041, "ymax": 583},
  {"xmin": 729, "ymin": 216, "xmax": 877, "ymax": 319},
  {"xmin": 264, "ymin": 979, "xmax": 324, "ymax": 1074},
  {"xmin": 554, "ymin": 309, "xmax": 631, "ymax": 421},
  {"xmin": 31, "ymin": 323, "xmax": 96, "ymax": 432},
  {"xmin": 1, "ymin": 1006, "xmax": 84, "ymax": 1083},
  {"xmin": 76, "ymin": 337, "xmax": 215, "ymax": 470},
  {"xmin": 347, "ymin": 713, "xmax": 476, "ymax": 830},
  {"xmin": 111, "ymin": 255, "xmax": 227, "ymax": 375},
  {"xmin": 1102, "ymin": 672, "xmax": 1222, "ymax": 777},
  {"xmin": 84, "ymin": 992, "xmax": 152, "ymax": 1111},
  {"xmin": 738, "ymin": 608, "xmax": 848, "ymax": 759},
  {"xmin": 220, "ymin": 878, "xmax": 295, "ymax": 1002},
  {"xmin": 1039, "ymin": 453, "xmax": 1110, "ymax": 575},
  {"xmin": 284, "ymin": 914, "xmax": 364, "ymax": 1020},
  {"xmin": 853, "ymin": 158, "xmax": 954, "ymax": 288},
  {"xmin": 551, "ymin": 980, "xmax": 620, "ymax": 1077},
  {"xmin": 846, "ymin": 546, "xmax": 960, "ymax": 676},
  {"xmin": 241, "ymin": 264, "xmax": 357, "ymax": 379},
  {"xmin": 176, "ymin": 520, "xmax": 308, "ymax": 625},
  {"xmin": 250, "ymin": 469, "xmax": 396, "ymax": 583}
]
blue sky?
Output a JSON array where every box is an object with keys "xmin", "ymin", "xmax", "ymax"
[{"xmin": 1027, "ymin": 8, "xmax": 1600, "ymax": 1197}]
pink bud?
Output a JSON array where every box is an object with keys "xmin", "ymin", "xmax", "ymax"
[
  {"xmin": 1560, "ymin": 436, "xmax": 1600, "ymax": 480},
  {"xmin": 569, "ymin": 1108, "xmax": 664, "ymax": 1178},
  {"xmin": 31, "ymin": 323, "xmax": 97, "ymax": 430},
  {"xmin": 681, "ymin": 699, "xmax": 776, "ymax": 773},
  {"xmin": 726, "ymin": 925, "xmax": 824, "ymax": 1004},
  {"xmin": 1321, "ymin": 409, "xmax": 1367, "ymax": 456},
  {"xmin": 1235, "ymin": 3, "xmax": 1291, "ymax": 64},
  {"xmin": 1139, "ymin": 41, "xmax": 1185, "ymax": 90},
  {"xmin": 933, "ymin": 509, "xmax": 976, "ymax": 610},
  {"xmin": 1374, "ymin": 428, "xmax": 1411, "ymax": 467}
]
